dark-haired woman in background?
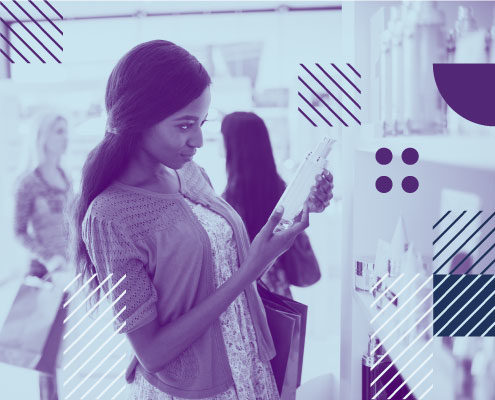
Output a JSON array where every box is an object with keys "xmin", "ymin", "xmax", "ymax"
[
  {"xmin": 73, "ymin": 40, "xmax": 333, "ymax": 399},
  {"xmin": 222, "ymin": 112, "xmax": 329, "ymax": 298}
]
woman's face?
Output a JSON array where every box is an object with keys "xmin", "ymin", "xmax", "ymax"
[
  {"xmin": 44, "ymin": 118, "xmax": 68, "ymax": 157},
  {"xmin": 140, "ymin": 87, "xmax": 211, "ymax": 170}
]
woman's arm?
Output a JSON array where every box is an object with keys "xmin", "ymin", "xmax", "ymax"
[
  {"xmin": 127, "ymin": 205, "xmax": 310, "ymax": 374},
  {"xmin": 127, "ymin": 257, "xmax": 257, "ymax": 373}
]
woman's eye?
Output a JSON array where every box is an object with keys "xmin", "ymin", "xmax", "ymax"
[
  {"xmin": 178, "ymin": 124, "xmax": 192, "ymax": 131},
  {"xmin": 200, "ymin": 119, "xmax": 208, "ymax": 127}
]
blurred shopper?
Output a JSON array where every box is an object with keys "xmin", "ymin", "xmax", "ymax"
[
  {"xmin": 14, "ymin": 112, "xmax": 72, "ymax": 400},
  {"xmin": 72, "ymin": 40, "xmax": 332, "ymax": 400},
  {"xmin": 222, "ymin": 112, "xmax": 326, "ymax": 298}
]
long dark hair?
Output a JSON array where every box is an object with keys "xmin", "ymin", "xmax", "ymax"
[
  {"xmin": 221, "ymin": 112, "xmax": 286, "ymax": 241},
  {"xmin": 71, "ymin": 40, "xmax": 211, "ymax": 302}
]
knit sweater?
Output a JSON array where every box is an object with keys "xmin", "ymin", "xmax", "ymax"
[{"xmin": 82, "ymin": 161, "xmax": 275, "ymax": 399}]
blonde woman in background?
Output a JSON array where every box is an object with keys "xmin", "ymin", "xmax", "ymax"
[{"xmin": 14, "ymin": 112, "xmax": 73, "ymax": 400}]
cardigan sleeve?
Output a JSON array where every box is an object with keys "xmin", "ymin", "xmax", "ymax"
[{"xmin": 82, "ymin": 211, "xmax": 158, "ymax": 334}]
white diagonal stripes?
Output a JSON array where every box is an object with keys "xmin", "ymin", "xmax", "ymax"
[
  {"xmin": 370, "ymin": 274, "xmax": 420, "ymax": 324},
  {"xmin": 418, "ymin": 384, "xmax": 433, "ymax": 399},
  {"xmin": 462, "ymin": 289, "xmax": 495, "ymax": 336},
  {"xmin": 436, "ymin": 275, "xmax": 495, "ymax": 336},
  {"xmin": 63, "ymin": 274, "xmax": 126, "ymax": 339},
  {"xmin": 64, "ymin": 273, "xmax": 114, "ymax": 322},
  {"xmin": 404, "ymin": 369, "xmax": 433, "ymax": 399},
  {"xmin": 373, "ymin": 306, "xmax": 433, "ymax": 369},
  {"xmin": 64, "ymin": 290, "xmax": 126, "ymax": 355},
  {"xmin": 374, "ymin": 284, "xmax": 433, "ymax": 351},
  {"xmin": 371, "ymin": 272, "xmax": 389, "ymax": 293},
  {"xmin": 63, "ymin": 272, "xmax": 82, "ymax": 293},
  {"xmin": 371, "ymin": 337, "xmax": 432, "ymax": 387},
  {"xmin": 64, "ymin": 273, "xmax": 97, "ymax": 308},
  {"xmin": 96, "ymin": 370, "xmax": 126, "ymax": 399},
  {"xmin": 386, "ymin": 355, "xmax": 433, "ymax": 399},
  {"xmin": 372, "ymin": 353, "xmax": 432, "ymax": 399},
  {"xmin": 65, "ymin": 336, "xmax": 126, "ymax": 398},
  {"xmin": 371, "ymin": 274, "xmax": 404, "ymax": 308},
  {"xmin": 111, "ymin": 384, "xmax": 127, "ymax": 399},
  {"xmin": 80, "ymin": 353, "xmax": 127, "ymax": 399},
  {"xmin": 372, "ymin": 275, "xmax": 433, "ymax": 339},
  {"xmin": 481, "ymin": 314, "xmax": 495, "ymax": 336},
  {"xmin": 64, "ymin": 306, "xmax": 126, "ymax": 371}
]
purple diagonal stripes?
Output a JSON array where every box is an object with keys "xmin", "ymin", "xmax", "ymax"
[
  {"xmin": 0, "ymin": 2, "xmax": 61, "ymax": 63},
  {"xmin": 299, "ymin": 75, "xmax": 349, "ymax": 126},
  {"xmin": 433, "ymin": 210, "xmax": 451, "ymax": 229},
  {"xmin": 301, "ymin": 64, "xmax": 361, "ymax": 125},
  {"xmin": 298, "ymin": 91, "xmax": 333, "ymax": 127},
  {"xmin": 435, "ymin": 211, "xmax": 495, "ymax": 273},
  {"xmin": 315, "ymin": 63, "xmax": 361, "ymax": 109},
  {"xmin": 331, "ymin": 63, "xmax": 361, "ymax": 93},
  {"xmin": 44, "ymin": 0, "xmax": 63, "ymax": 20},
  {"xmin": 433, "ymin": 211, "xmax": 482, "ymax": 260},
  {"xmin": 28, "ymin": 0, "xmax": 63, "ymax": 35},
  {"xmin": 0, "ymin": 48, "xmax": 13, "ymax": 63},
  {"xmin": 0, "ymin": 17, "xmax": 45, "ymax": 62},
  {"xmin": 433, "ymin": 211, "xmax": 467, "ymax": 245},
  {"xmin": 0, "ymin": 32, "xmax": 29, "ymax": 62},
  {"xmin": 347, "ymin": 63, "xmax": 361, "ymax": 78},
  {"xmin": 298, "ymin": 107, "xmax": 317, "ymax": 127},
  {"xmin": 13, "ymin": 0, "xmax": 63, "ymax": 50}
]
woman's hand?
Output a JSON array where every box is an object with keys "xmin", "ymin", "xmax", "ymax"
[
  {"xmin": 307, "ymin": 168, "xmax": 334, "ymax": 213},
  {"xmin": 245, "ymin": 205, "xmax": 309, "ymax": 281}
]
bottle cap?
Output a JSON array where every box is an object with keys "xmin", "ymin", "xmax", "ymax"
[{"xmin": 314, "ymin": 136, "xmax": 335, "ymax": 159}]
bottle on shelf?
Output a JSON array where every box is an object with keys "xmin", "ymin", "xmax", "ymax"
[{"xmin": 403, "ymin": 1, "xmax": 446, "ymax": 135}]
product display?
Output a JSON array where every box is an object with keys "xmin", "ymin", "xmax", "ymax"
[
  {"xmin": 274, "ymin": 136, "xmax": 335, "ymax": 230},
  {"xmin": 355, "ymin": 259, "xmax": 375, "ymax": 293}
]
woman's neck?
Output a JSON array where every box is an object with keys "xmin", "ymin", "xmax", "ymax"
[{"xmin": 119, "ymin": 150, "xmax": 175, "ymax": 190}]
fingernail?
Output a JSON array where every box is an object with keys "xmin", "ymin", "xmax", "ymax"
[{"xmin": 276, "ymin": 206, "xmax": 283, "ymax": 213}]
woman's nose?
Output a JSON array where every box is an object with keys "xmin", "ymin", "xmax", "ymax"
[{"xmin": 188, "ymin": 127, "xmax": 203, "ymax": 149}]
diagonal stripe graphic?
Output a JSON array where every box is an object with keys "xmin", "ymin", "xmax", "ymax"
[
  {"xmin": 385, "ymin": 355, "xmax": 433, "ymax": 399},
  {"xmin": 346, "ymin": 62, "xmax": 361, "ymax": 78},
  {"xmin": 331, "ymin": 63, "xmax": 361, "ymax": 93},
  {"xmin": 64, "ymin": 272, "xmax": 82, "ymax": 293},
  {"xmin": 434, "ymin": 211, "xmax": 495, "ymax": 274},
  {"xmin": 110, "ymin": 384, "xmax": 127, "ymax": 399},
  {"xmin": 44, "ymin": 0, "xmax": 63, "ymax": 20},
  {"xmin": 299, "ymin": 75, "xmax": 346, "ymax": 126},
  {"xmin": 0, "ymin": 2, "xmax": 61, "ymax": 62},
  {"xmin": 0, "ymin": 32, "xmax": 29, "ymax": 62},
  {"xmin": 370, "ymin": 274, "xmax": 404, "ymax": 308},
  {"xmin": 80, "ymin": 353, "xmax": 127, "ymax": 399},
  {"xmin": 0, "ymin": 47, "xmax": 13, "ymax": 62},
  {"xmin": 298, "ymin": 107, "xmax": 317, "ymax": 127},
  {"xmin": 0, "ymin": 16, "xmax": 46, "ymax": 62},
  {"xmin": 481, "ymin": 258, "xmax": 495, "ymax": 274},
  {"xmin": 28, "ymin": 0, "xmax": 63, "ymax": 34},
  {"xmin": 317, "ymin": 63, "xmax": 362, "ymax": 106},
  {"xmin": 64, "ymin": 273, "xmax": 97, "ymax": 308},
  {"xmin": 12, "ymin": 0, "xmax": 63, "ymax": 50},
  {"xmin": 298, "ymin": 90, "xmax": 333, "ymax": 127},
  {"xmin": 301, "ymin": 64, "xmax": 359, "ymax": 125},
  {"xmin": 450, "ymin": 224, "xmax": 495, "ymax": 274},
  {"xmin": 404, "ymin": 369, "xmax": 433, "ymax": 399},
  {"xmin": 433, "ymin": 210, "xmax": 451, "ymax": 229},
  {"xmin": 433, "ymin": 211, "xmax": 481, "ymax": 260},
  {"xmin": 418, "ymin": 384, "xmax": 433, "ymax": 400},
  {"xmin": 459, "ymin": 287, "xmax": 495, "ymax": 336},
  {"xmin": 464, "ymin": 241, "xmax": 495, "ymax": 274},
  {"xmin": 96, "ymin": 370, "xmax": 126, "ymax": 399},
  {"xmin": 433, "ymin": 210, "xmax": 467, "ymax": 246},
  {"xmin": 370, "ymin": 272, "xmax": 389, "ymax": 293}
]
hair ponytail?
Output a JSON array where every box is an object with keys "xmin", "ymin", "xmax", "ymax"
[{"xmin": 71, "ymin": 40, "xmax": 211, "ymax": 304}]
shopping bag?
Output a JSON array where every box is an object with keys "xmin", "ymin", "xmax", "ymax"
[
  {"xmin": 257, "ymin": 281, "xmax": 308, "ymax": 399},
  {"xmin": 0, "ymin": 276, "xmax": 65, "ymax": 373}
]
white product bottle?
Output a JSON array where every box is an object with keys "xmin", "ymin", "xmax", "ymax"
[
  {"xmin": 390, "ymin": 6, "xmax": 405, "ymax": 135},
  {"xmin": 380, "ymin": 28, "xmax": 393, "ymax": 136},
  {"xmin": 274, "ymin": 136, "xmax": 335, "ymax": 229}
]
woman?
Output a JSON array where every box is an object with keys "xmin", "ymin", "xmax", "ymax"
[
  {"xmin": 73, "ymin": 40, "xmax": 333, "ymax": 400},
  {"xmin": 222, "ymin": 112, "xmax": 327, "ymax": 298},
  {"xmin": 14, "ymin": 112, "xmax": 72, "ymax": 400}
]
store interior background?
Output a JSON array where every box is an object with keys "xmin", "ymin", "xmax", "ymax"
[
  {"xmin": 1, "ymin": 1, "xmax": 495, "ymax": 399},
  {"xmin": 0, "ymin": 2, "xmax": 343, "ymax": 398}
]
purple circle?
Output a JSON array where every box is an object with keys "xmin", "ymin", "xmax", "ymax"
[
  {"xmin": 401, "ymin": 147, "xmax": 419, "ymax": 165},
  {"xmin": 376, "ymin": 147, "xmax": 393, "ymax": 165},
  {"xmin": 402, "ymin": 176, "xmax": 419, "ymax": 193},
  {"xmin": 376, "ymin": 176, "xmax": 393, "ymax": 193}
]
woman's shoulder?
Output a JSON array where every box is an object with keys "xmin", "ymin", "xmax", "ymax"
[{"xmin": 15, "ymin": 170, "xmax": 43, "ymax": 194}]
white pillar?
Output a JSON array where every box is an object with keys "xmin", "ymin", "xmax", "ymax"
[{"xmin": 0, "ymin": 22, "xmax": 11, "ymax": 79}]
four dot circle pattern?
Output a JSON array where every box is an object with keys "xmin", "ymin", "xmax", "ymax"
[{"xmin": 375, "ymin": 147, "xmax": 419, "ymax": 193}]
